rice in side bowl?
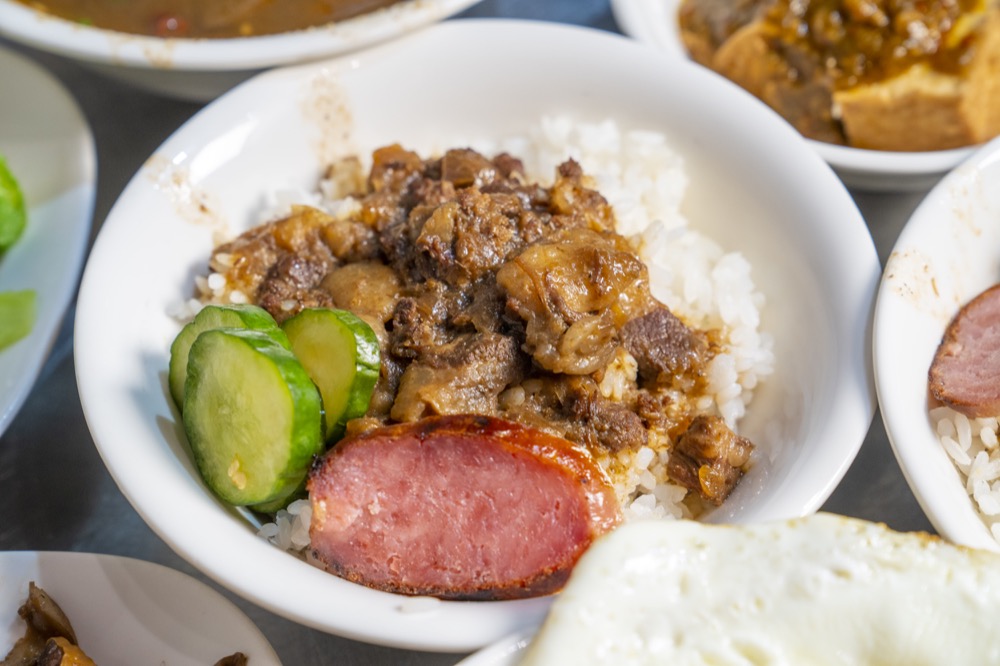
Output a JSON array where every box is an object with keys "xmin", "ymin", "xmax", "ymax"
[
  {"xmin": 932, "ymin": 407, "xmax": 1000, "ymax": 542},
  {"xmin": 178, "ymin": 116, "xmax": 774, "ymax": 551}
]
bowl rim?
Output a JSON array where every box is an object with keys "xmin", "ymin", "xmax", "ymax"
[
  {"xmin": 0, "ymin": 0, "xmax": 481, "ymax": 71},
  {"xmin": 73, "ymin": 17, "xmax": 878, "ymax": 651}
]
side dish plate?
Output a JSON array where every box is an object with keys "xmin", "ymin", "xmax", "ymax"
[
  {"xmin": 0, "ymin": 551, "xmax": 281, "ymax": 664},
  {"xmin": 609, "ymin": 0, "xmax": 976, "ymax": 192},
  {"xmin": 74, "ymin": 19, "xmax": 877, "ymax": 651},
  {"xmin": 0, "ymin": 45, "xmax": 95, "ymax": 439}
]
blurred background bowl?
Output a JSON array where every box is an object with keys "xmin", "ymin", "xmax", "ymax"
[
  {"xmin": 74, "ymin": 18, "xmax": 878, "ymax": 652},
  {"xmin": 875, "ymin": 135, "xmax": 1000, "ymax": 553},
  {"xmin": 610, "ymin": 0, "xmax": 980, "ymax": 192},
  {"xmin": 0, "ymin": 0, "xmax": 481, "ymax": 101}
]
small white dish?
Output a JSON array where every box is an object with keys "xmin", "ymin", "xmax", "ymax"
[
  {"xmin": 0, "ymin": 0, "xmax": 481, "ymax": 101},
  {"xmin": 0, "ymin": 551, "xmax": 281, "ymax": 664},
  {"xmin": 74, "ymin": 19, "xmax": 877, "ymax": 651},
  {"xmin": 610, "ymin": 0, "xmax": 978, "ymax": 192},
  {"xmin": 0, "ymin": 45, "xmax": 95, "ymax": 439},
  {"xmin": 875, "ymin": 135, "xmax": 1000, "ymax": 553}
]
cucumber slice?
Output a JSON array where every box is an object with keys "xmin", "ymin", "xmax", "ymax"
[
  {"xmin": 0, "ymin": 156, "xmax": 26, "ymax": 251},
  {"xmin": 183, "ymin": 328, "xmax": 323, "ymax": 506},
  {"xmin": 281, "ymin": 308, "xmax": 380, "ymax": 442},
  {"xmin": 169, "ymin": 304, "xmax": 287, "ymax": 411},
  {"xmin": 0, "ymin": 290, "xmax": 35, "ymax": 350}
]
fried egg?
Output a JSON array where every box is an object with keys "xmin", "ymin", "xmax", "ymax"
[{"xmin": 518, "ymin": 513, "xmax": 1000, "ymax": 665}]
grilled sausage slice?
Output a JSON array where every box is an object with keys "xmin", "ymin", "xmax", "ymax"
[
  {"xmin": 929, "ymin": 284, "xmax": 1000, "ymax": 418},
  {"xmin": 307, "ymin": 414, "xmax": 621, "ymax": 600}
]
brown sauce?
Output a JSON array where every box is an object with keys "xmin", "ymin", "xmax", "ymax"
[
  {"xmin": 758, "ymin": 0, "xmax": 983, "ymax": 89},
  {"xmin": 678, "ymin": 0, "xmax": 992, "ymax": 147},
  {"xmin": 15, "ymin": 0, "xmax": 404, "ymax": 38}
]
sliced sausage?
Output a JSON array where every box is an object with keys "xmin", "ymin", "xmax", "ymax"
[
  {"xmin": 307, "ymin": 414, "xmax": 621, "ymax": 600},
  {"xmin": 929, "ymin": 284, "xmax": 1000, "ymax": 418}
]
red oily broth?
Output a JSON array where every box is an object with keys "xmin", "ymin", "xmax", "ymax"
[{"xmin": 14, "ymin": 0, "xmax": 404, "ymax": 38}]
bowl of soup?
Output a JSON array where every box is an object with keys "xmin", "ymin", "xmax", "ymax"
[{"xmin": 0, "ymin": 0, "xmax": 482, "ymax": 100}]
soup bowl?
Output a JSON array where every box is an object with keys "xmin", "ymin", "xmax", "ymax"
[
  {"xmin": 0, "ymin": 0, "xmax": 480, "ymax": 100},
  {"xmin": 74, "ymin": 19, "xmax": 879, "ymax": 651}
]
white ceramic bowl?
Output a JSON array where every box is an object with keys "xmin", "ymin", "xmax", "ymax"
[
  {"xmin": 875, "ymin": 136, "xmax": 1000, "ymax": 553},
  {"xmin": 74, "ymin": 19, "xmax": 878, "ymax": 652},
  {"xmin": 0, "ymin": 0, "xmax": 480, "ymax": 101},
  {"xmin": 609, "ymin": 0, "xmax": 978, "ymax": 192},
  {"xmin": 0, "ymin": 551, "xmax": 281, "ymax": 664}
]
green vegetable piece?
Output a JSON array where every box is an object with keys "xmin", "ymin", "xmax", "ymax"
[
  {"xmin": 281, "ymin": 308, "xmax": 381, "ymax": 442},
  {"xmin": 183, "ymin": 328, "xmax": 323, "ymax": 507},
  {"xmin": 168, "ymin": 304, "xmax": 287, "ymax": 411},
  {"xmin": 0, "ymin": 156, "xmax": 26, "ymax": 251},
  {"xmin": 0, "ymin": 290, "xmax": 36, "ymax": 350}
]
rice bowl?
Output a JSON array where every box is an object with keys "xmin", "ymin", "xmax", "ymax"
[
  {"xmin": 74, "ymin": 19, "xmax": 878, "ymax": 650},
  {"xmin": 877, "ymin": 134, "xmax": 1000, "ymax": 553}
]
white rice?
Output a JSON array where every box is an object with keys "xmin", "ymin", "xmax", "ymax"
[
  {"xmin": 238, "ymin": 116, "xmax": 775, "ymax": 547},
  {"xmin": 933, "ymin": 406, "xmax": 1000, "ymax": 543}
]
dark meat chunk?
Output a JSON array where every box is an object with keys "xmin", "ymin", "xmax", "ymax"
[
  {"xmin": 389, "ymin": 292, "xmax": 450, "ymax": 359},
  {"xmin": 256, "ymin": 253, "xmax": 335, "ymax": 324},
  {"xmin": 213, "ymin": 205, "xmax": 338, "ymax": 323},
  {"xmin": 502, "ymin": 377, "xmax": 646, "ymax": 453},
  {"xmin": 548, "ymin": 159, "xmax": 616, "ymax": 232},
  {"xmin": 308, "ymin": 415, "xmax": 621, "ymax": 600},
  {"xmin": 391, "ymin": 333, "xmax": 527, "ymax": 422},
  {"xmin": 929, "ymin": 283, "xmax": 1000, "ymax": 418},
  {"xmin": 668, "ymin": 415, "xmax": 753, "ymax": 505},
  {"xmin": 621, "ymin": 307, "xmax": 711, "ymax": 386},
  {"xmin": 211, "ymin": 205, "xmax": 336, "ymax": 301},
  {"xmin": 496, "ymin": 228, "xmax": 654, "ymax": 375},
  {"xmin": 566, "ymin": 380, "xmax": 647, "ymax": 453},
  {"xmin": 412, "ymin": 188, "xmax": 524, "ymax": 286},
  {"xmin": 448, "ymin": 277, "xmax": 508, "ymax": 335}
]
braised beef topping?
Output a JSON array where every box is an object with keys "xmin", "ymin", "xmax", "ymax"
[
  {"xmin": 391, "ymin": 332, "xmax": 527, "ymax": 422},
  {"xmin": 622, "ymin": 307, "xmax": 711, "ymax": 388},
  {"xmin": 206, "ymin": 145, "xmax": 755, "ymax": 507},
  {"xmin": 496, "ymin": 228, "xmax": 653, "ymax": 375},
  {"xmin": 668, "ymin": 414, "xmax": 753, "ymax": 505}
]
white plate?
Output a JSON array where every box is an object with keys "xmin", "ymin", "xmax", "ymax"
[
  {"xmin": 0, "ymin": 551, "xmax": 281, "ymax": 664},
  {"xmin": 875, "ymin": 136, "xmax": 1000, "ymax": 552},
  {"xmin": 0, "ymin": 45, "xmax": 95, "ymax": 438},
  {"xmin": 609, "ymin": 0, "xmax": 977, "ymax": 192},
  {"xmin": 75, "ymin": 19, "xmax": 877, "ymax": 651}
]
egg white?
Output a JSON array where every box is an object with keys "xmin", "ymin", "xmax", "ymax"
[{"xmin": 519, "ymin": 513, "xmax": 1000, "ymax": 665}]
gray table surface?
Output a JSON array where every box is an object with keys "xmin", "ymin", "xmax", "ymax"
[{"xmin": 0, "ymin": 1, "xmax": 936, "ymax": 663}]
